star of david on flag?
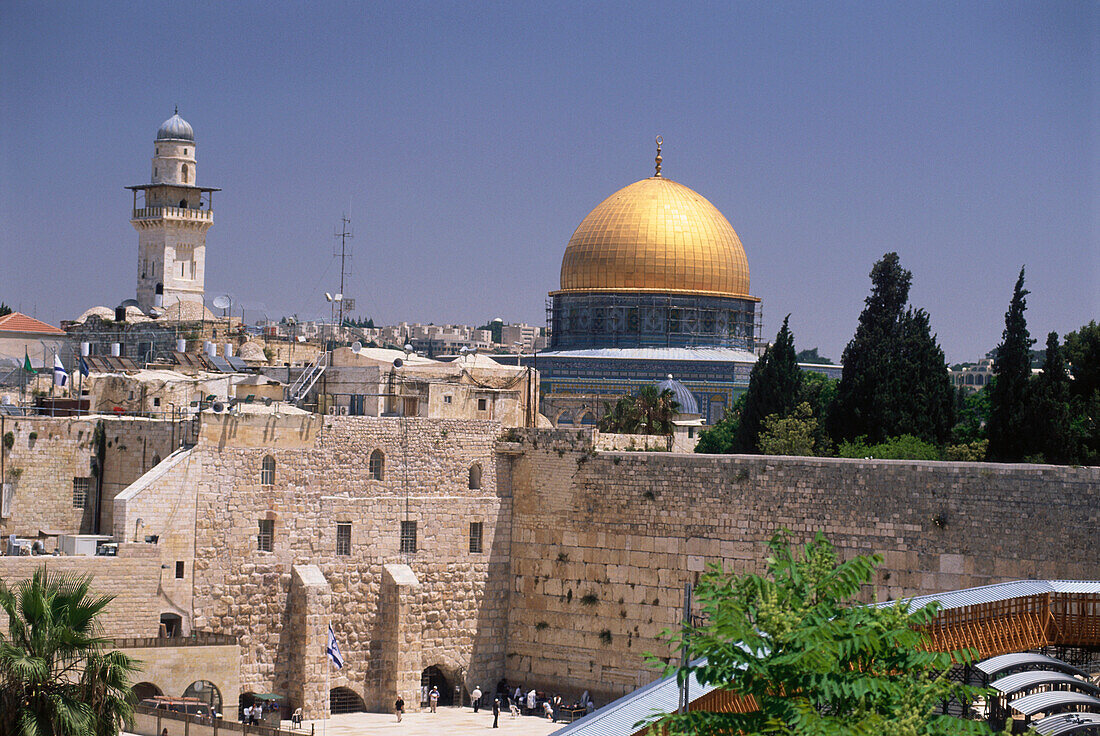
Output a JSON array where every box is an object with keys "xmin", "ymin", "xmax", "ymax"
[{"xmin": 326, "ymin": 624, "xmax": 344, "ymax": 669}]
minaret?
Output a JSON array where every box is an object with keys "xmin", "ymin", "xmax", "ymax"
[{"xmin": 127, "ymin": 109, "xmax": 219, "ymax": 315}]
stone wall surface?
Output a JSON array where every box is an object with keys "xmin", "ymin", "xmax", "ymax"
[
  {"xmin": 503, "ymin": 429, "xmax": 1100, "ymax": 703},
  {"xmin": 123, "ymin": 642, "xmax": 240, "ymax": 714},
  {"xmin": 0, "ymin": 549, "xmax": 162, "ymax": 638},
  {"xmin": 0, "ymin": 415, "xmax": 178, "ymax": 539}
]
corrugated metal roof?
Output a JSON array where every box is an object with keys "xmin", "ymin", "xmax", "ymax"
[
  {"xmin": 993, "ymin": 670, "xmax": 1100, "ymax": 697},
  {"xmin": 976, "ymin": 653, "xmax": 1089, "ymax": 679},
  {"xmin": 888, "ymin": 580, "xmax": 1100, "ymax": 614},
  {"xmin": 538, "ymin": 347, "xmax": 759, "ymax": 363},
  {"xmin": 1009, "ymin": 690, "xmax": 1100, "ymax": 717},
  {"xmin": 1031, "ymin": 712, "xmax": 1100, "ymax": 735},
  {"xmin": 549, "ymin": 661, "xmax": 715, "ymax": 736}
]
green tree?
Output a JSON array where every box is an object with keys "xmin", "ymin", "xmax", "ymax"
[
  {"xmin": 952, "ymin": 386, "xmax": 990, "ymax": 444},
  {"xmin": 598, "ymin": 395, "xmax": 642, "ymax": 434},
  {"xmin": 831, "ymin": 253, "xmax": 912, "ymax": 444},
  {"xmin": 694, "ymin": 393, "xmax": 746, "ymax": 454},
  {"xmin": 986, "ymin": 268, "xmax": 1035, "ymax": 461},
  {"xmin": 796, "ymin": 372, "xmax": 838, "ymax": 456},
  {"xmin": 758, "ymin": 402, "xmax": 816, "ymax": 456},
  {"xmin": 0, "ymin": 568, "xmax": 139, "ymax": 736},
  {"xmin": 1064, "ymin": 321, "xmax": 1100, "ymax": 464},
  {"xmin": 0, "ymin": 302, "xmax": 11, "ymax": 317},
  {"xmin": 794, "ymin": 347, "xmax": 834, "ymax": 365},
  {"xmin": 735, "ymin": 316, "xmax": 802, "ymax": 453},
  {"xmin": 635, "ymin": 386, "xmax": 680, "ymax": 435},
  {"xmin": 646, "ymin": 531, "xmax": 990, "ymax": 736},
  {"xmin": 837, "ymin": 434, "xmax": 942, "ymax": 461},
  {"xmin": 1026, "ymin": 333, "xmax": 1072, "ymax": 463},
  {"xmin": 831, "ymin": 254, "xmax": 954, "ymax": 446}
]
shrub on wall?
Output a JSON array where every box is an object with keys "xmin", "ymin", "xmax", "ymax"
[{"xmin": 837, "ymin": 434, "xmax": 941, "ymax": 461}]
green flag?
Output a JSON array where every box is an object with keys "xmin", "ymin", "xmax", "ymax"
[{"xmin": 23, "ymin": 350, "xmax": 36, "ymax": 374}]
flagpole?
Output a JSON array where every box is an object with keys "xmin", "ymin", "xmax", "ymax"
[{"xmin": 324, "ymin": 637, "xmax": 329, "ymax": 736}]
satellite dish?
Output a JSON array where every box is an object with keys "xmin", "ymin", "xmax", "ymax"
[
  {"xmin": 264, "ymin": 397, "xmax": 273, "ymax": 406},
  {"xmin": 393, "ymin": 358, "xmax": 403, "ymax": 368},
  {"xmin": 404, "ymin": 344, "xmax": 413, "ymax": 352},
  {"xmin": 212, "ymin": 295, "xmax": 231, "ymax": 309},
  {"xmin": 351, "ymin": 341, "xmax": 362, "ymax": 353},
  {"xmin": 211, "ymin": 401, "xmax": 224, "ymax": 413},
  {"xmin": 334, "ymin": 293, "xmax": 343, "ymax": 301}
]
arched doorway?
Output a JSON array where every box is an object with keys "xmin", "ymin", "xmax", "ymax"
[
  {"xmin": 132, "ymin": 681, "xmax": 163, "ymax": 702},
  {"xmin": 329, "ymin": 686, "xmax": 365, "ymax": 714},
  {"xmin": 183, "ymin": 680, "xmax": 222, "ymax": 717},
  {"xmin": 160, "ymin": 613, "xmax": 182, "ymax": 637},
  {"xmin": 421, "ymin": 665, "xmax": 453, "ymax": 706}
]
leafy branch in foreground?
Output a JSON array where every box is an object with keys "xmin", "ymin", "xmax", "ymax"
[{"xmin": 643, "ymin": 531, "xmax": 994, "ymax": 736}]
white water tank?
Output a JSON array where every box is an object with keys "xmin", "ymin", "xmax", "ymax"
[
  {"xmin": 80, "ymin": 342, "xmax": 90, "ymax": 356},
  {"xmin": 224, "ymin": 343, "xmax": 233, "ymax": 358},
  {"xmin": 176, "ymin": 339, "xmax": 187, "ymax": 352},
  {"xmin": 110, "ymin": 343, "xmax": 121, "ymax": 357}
]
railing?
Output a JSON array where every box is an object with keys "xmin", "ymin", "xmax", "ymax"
[
  {"xmin": 110, "ymin": 633, "xmax": 238, "ymax": 648},
  {"xmin": 132, "ymin": 206, "xmax": 214, "ymax": 221},
  {"xmin": 286, "ymin": 352, "xmax": 328, "ymax": 405},
  {"xmin": 131, "ymin": 706, "xmax": 302, "ymax": 736}
]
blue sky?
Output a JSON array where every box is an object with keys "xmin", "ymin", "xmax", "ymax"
[{"xmin": 1, "ymin": 1, "xmax": 1095, "ymax": 362}]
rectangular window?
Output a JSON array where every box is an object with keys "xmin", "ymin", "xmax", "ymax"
[
  {"xmin": 72, "ymin": 477, "xmax": 90, "ymax": 509},
  {"xmin": 175, "ymin": 561, "xmax": 185, "ymax": 579},
  {"xmin": 443, "ymin": 394, "xmax": 452, "ymax": 404},
  {"xmin": 469, "ymin": 522, "xmax": 483, "ymax": 554},
  {"xmin": 477, "ymin": 398, "xmax": 488, "ymax": 411},
  {"xmin": 400, "ymin": 520, "xmax": 417, "ymax": 554},
  {"xmin": 336, "ymin": 523, "xmax": 351, "ymax": 556},
  {"xmin": 258, "ymin": 519, "xmax": 274, "ymax": 552}
]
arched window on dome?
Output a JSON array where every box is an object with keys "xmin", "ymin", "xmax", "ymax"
[
  {"xmin": 579, "ymin": 412, "xmax": 596, "ymax": 426},
  {"xmin": 468, "ymin": 463, "xmax": 481, "ymax": 490},
  {"xmin": 261, "ymin": 455, "xmax": 275, "ymax": 486},
  {"xmin": 557, "ymin": 411, "xmax": 574, "ymax": 426},
  {"xmin": 369, "ymin": 450, "xmax": 384, "ymax": 481},
  {"xmin": 181, "ymin": 164, "xmax": 189, "ymax": 183}
]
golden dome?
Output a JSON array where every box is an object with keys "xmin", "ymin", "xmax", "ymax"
[{"xmin": 557, "ymin": 176, "xmax": 752, "ymax": 298}]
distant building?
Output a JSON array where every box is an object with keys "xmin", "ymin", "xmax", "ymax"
[
  {"xmin": 950, "ymin": 359, "xmax": 994, "ymax": 392},
  {"xmin": 0, "ymin": 312, "xmax": 69, "ymax": 380}
]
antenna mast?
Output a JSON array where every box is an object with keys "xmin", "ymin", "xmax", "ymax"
[{"xmin": 334, "ymin": 215, "xmax": 353, "ymax": 328}]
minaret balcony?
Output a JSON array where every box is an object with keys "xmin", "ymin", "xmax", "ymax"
[{"xmin": 132, "ymin": 206, "xmax": 213, "ymax": 222}]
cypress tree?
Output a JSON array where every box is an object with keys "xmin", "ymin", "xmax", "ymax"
[
  {"xmin": 735, "ymin": 315, "xmax": 801, "ymax": 452},
  {"xmin": 1027, "ymin": 332, "xmax": 1072, "ymax": 463},
  {"xmin": 895, "ymin": 308, "xmax": 956, "ymax": 444},
  {"xmin": 831, "ymin": 253, "xmax": 911, "ymax": 444},
  {"xmin": 987, "ymin": 267, "xmax": 1035, "ymax": 461},
  {"xmin": 1064, "ymin": 321, "xmax": 1100, "ymax": 464}
]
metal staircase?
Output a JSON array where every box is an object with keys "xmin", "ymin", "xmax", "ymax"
[{"xmin": 286, "ymin": 351, "xmax": 329, "ymax": 406}]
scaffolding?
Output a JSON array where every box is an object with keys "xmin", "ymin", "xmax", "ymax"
[{"xmin": 545, "ymin": 292, "xmax": 762, "ymax": 351}]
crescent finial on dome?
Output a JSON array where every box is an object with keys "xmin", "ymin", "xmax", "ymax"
[{"xmin": 654, "ymin": 135, "xmax": 663, "ymax": 177}]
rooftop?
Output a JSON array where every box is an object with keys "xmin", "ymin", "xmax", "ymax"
[{"xmin": 0, "ymin": 311, "xmax": 66, "ymax": 336}]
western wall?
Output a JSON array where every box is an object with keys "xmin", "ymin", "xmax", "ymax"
[{"xmin": 503, "ymin": 428, "xmax": 1099, "ymax": 701}]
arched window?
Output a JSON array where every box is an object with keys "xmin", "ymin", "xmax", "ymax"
[
  {"xmin": 579, "ymin": 412, "xmax": 596, "ymax": 425},
  {"xmin": 133, "ymin": 681, "xmax": 163, "ymax": 702},
  {"xmin": 330, "ymin": 686, "xmax": 365, "ymax": 714},
  {"xmin": 151, "ymin": 453, "xmax": 161, "ymax": 466},
  {"xmin": 181, "ymin": 163, "xmax": 189, "ymax": 183},
  {"xmin": 261, "ymin": 455, "xmax": 275, "ymax": 486},
  {"xmin": 179, "ymin": 199, "xmax": 187, "ymax": 208},
  {"xmin": 468, "ymin": 463, "xmax": 482, "ymax": 490},
  {"xmin": 557, "ymin": 411, "xmax": 574, "ymax": 426},
  {"xmin": 369, "ymin": 450, "xmax": 384, "ymax": 480}
]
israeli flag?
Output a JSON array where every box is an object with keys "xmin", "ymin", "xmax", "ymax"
[
  {"xmin": 53, "ymin": 355, "xmax": 68, "ymax": 387},
  {"xmin": 326, "ymin": 624, "xmax": 344, "ymax": 669}
]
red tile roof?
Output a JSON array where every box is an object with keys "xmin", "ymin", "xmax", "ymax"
[{"xmin": 0, "ymin": 312, "xmax": 66, "ymax": 336}]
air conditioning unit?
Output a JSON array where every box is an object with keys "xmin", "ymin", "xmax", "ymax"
[
  {"xmin": 337, "ymin": 406, "xmax": 350, "ymax": 416},
  {"xmin": 327, "ymin": 406, "xmax": 338, "ymax": 415}
]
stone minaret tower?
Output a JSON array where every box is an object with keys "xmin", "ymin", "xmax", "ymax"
[{"xmin": 127, "ymin": 109, "xmax": 219, "ymax": 314}]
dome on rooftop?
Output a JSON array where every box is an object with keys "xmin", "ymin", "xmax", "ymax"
[
  {"xmin": 655, "ymin": 374, "xmax": 699, "ymax": 415},
  {"xmin": 558, "ymin": 176, "xmax": 751, "ymax": 298},
  {"xmin": 156, "ymin": 111, "xmax": 194, "ymax": 141}
]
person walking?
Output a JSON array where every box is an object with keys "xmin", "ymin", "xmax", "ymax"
[
  {"xmin": 471, "ymin": 685, "xmax": 483, "ymax": 713},
  {"xmin": 395, "ymin": 696, "xmax": 405, "ymax": 722},
  {"xmin": 429, "ymin": 686, "xmax": 440, "ymax": 713},
  {"xmin": 492, "ymin": 697, "xmax": 500, "ymax": 728}
]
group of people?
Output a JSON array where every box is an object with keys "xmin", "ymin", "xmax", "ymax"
[
  {"xmin": 393, "ymin": 680, "xmax": 596, "ymax": 727},
  {"xmin": 240, "ymin": 701, "xmax": 264, "ymax": 724}
]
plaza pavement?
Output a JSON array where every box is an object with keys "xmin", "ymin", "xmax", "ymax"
[{"xmin": 296, "ymin": 708, "xmax": 565, "ymax": 735}]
